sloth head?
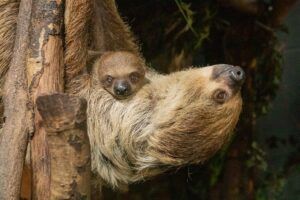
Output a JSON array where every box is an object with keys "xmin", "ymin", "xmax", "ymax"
[
  {"xmin": 147, "ymin": 64, "xmax": 245, "ymax": 166},
  {"xmin": 93, "ymin": 51, "xmax": 146, "ymax": 99},
  {"xmin": 200, "ymin": 64, "xmax": 245, "ymax": 105}
]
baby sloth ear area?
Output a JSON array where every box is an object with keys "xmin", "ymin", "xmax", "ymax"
[{"xmin": 87, "ymin": 50, "xmax": 104, "ymax": 61}]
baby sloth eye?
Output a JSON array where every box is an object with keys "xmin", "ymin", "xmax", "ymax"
[
  {"xmin": 213, "ymin": 89, "xmax": 228, "ymax": 103},
  {"xmin": 105, "ymin": 75, "xmax": 114, "ymax": 85},
  {"xmin": 129, "ymin": 72, "xmax": 140, "ymax": 83}
]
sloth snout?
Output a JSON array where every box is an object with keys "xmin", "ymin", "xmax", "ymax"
[
  {"xmin": 229, "ymin": 66, "xmax": 245, "ymax": 85},
  {"xmin": 114, "ymin": 81, "xmax": 131, "ymax": 96},
  {"xmin": 212, "ymin": 64, "xmax": 245, "ymax": 87}
]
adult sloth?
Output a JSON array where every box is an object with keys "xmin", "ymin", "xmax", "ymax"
[{"xmin": 71, "ymin": 59, "xmax": 245, "ymax": 189}]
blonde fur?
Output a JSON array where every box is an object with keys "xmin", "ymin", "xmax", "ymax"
[{"xmin": 72, "ymin": 64, "xmax": 243, "ymax": 188}]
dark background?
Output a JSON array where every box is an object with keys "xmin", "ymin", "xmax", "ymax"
[
  {"xmin": 103, "ymin": 1, "xmax": 300, "ymax": 199},
  {"xmin": 257, "ymin": 5, "xmax": 300, "ymax": 199}
]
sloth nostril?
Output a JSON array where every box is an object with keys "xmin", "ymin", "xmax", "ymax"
[
  {"xmin": 229, "ymin": 66, "xmax": 245, "ymax": 84},
  {"xmin": 114, "ymin": 82, "xmax": 131, "ymax": 96},
  {"xmin": 116, "ymin": 87, "xmax": 127, "ymax": 94}
]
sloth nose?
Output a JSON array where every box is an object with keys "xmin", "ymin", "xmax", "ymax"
[
  {"xmin": 229, "ymin": 66, "xmax": 245, "ymax": 84},
  {"xmin": 114, "ymin": 81, "xmax": 130, "ymax": 96}
]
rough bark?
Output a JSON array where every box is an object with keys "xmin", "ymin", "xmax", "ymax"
[
  {"xmin": 36, "ymin": 93, "xmax": 90, "ymax": 200},
  {"xmin": 0, "ymin": 0, "xmax": 32, "ymax": 199},
  {"xmin": 26, "ymin": 0, "xmax": 65, "ymax": 199}
]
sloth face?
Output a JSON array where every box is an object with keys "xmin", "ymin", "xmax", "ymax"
[
  {"xmin": 94, "ymin": 51, "xmax": 146, "ymax": 99},
  {"xmin": 193, "ymin": 64, "xmax": 245, "ymax": 106},
  {"xmin": 147, "ymin": 64, "xmax": 245, "ymax": 165},
  {"xmin": 210, "ymin": 64, "xmax": 245, "ymax": 104},
  {"xmin": 101, "ymin": 69, "xmax": 145, "ymax": 99}
]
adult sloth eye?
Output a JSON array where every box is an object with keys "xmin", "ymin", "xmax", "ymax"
[
  {"xmin": 129, "ymin": 72, "xmax": 140, "ymax": 83},
  {"xmin": 213, "ymin": 90, "xmax": 228, "ymax": 103}
]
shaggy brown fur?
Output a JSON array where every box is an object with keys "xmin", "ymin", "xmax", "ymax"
[
  {"xmin": 94, "ymin": 51, "xmax": 146, "ymax": 99},
  {"xmin": 64, "ymin": 0, "xmax": 91, "ymax": 82},
  {"xmin": 0, "ymin": 0, "xmax": 19, "ymax": 96},
  {"xmin": 0, "ymin": 1, "xmax": 19, "ymax": 122},
  {"xmin": 74, "ymin": 64, "xmax": 243, "ymax": 188},
  {"xmin": 90, "ymin": 0, "xmax": 139, "ymax": 54}
]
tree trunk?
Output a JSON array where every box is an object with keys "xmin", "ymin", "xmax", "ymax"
[
  {"xmin": 26, "ymin": 0, "xmax": 65, "ymax": 199},
  {"xmin": 0, "ymin": 0, "xmax": 32, "ymax": 199},
  {"xmin": 36, "ymin": 93, "xmax": 91, "ymax": 199}
]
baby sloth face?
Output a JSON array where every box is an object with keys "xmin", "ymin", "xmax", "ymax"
[{"xmin": 94, "ymin": 51, "xmax": 146, "ymax": 99}]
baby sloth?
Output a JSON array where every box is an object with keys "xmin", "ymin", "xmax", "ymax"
[{"xmin": 94, "ymin": 51, "xmax": 146, "ymax": 99}]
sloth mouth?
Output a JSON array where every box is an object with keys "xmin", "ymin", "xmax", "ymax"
[{"xmin": 114, "ymin": 93, "xmax": 132, "ymax": 100}]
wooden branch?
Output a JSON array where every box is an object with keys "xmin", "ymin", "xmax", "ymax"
[
  {"xmin": 0, "ymin": 0, "xmax": 32, "ymax": 199},
  {"xmin": 26, "ymin": 0, "xmax": 65, "ymax": 199},
  {"xmin": 36, "ymin": 93, "xmax": 90, "ymax": 199}
]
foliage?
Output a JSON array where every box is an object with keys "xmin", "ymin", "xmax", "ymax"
[
  {"xmin": 174, "ymin": 0, "xmax": 214, "ymax": 48},
  {"xmin": 256, "ymin": 172, "xmax": 286, "ymax": 200},
  {"xmin": 246, "ymin": 142, "xmax": 268, "ymax": 171}
]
